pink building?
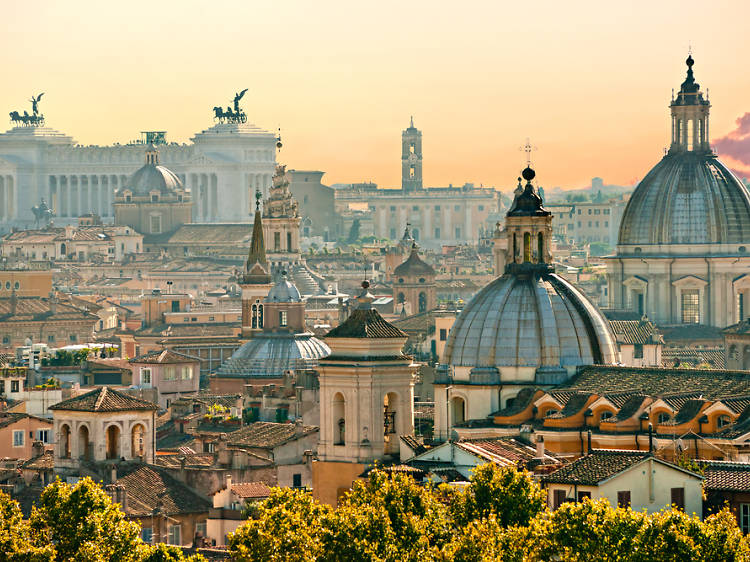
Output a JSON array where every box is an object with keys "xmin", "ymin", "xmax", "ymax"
[
  {"xmin": 130, "ymin": 349, "xmax": 200, "ymax": 409},
  {"xmin": 0, "ymin": 413, "xmax": 53, "ymax": 460}
]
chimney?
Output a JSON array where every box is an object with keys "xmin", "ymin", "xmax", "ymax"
[
  {"xmin": 31, "ymin": 440, "xmax": 45, "ymax": 459},
  {"xmin": 179, "ymin": 455, "xmax": 187, "ymax": 482},
  {"xmin": 116, "ymin": 484, "xmax": 128, "ymax": 512},
  {"xmin": 110, "ymin": 464, "xmax": 117, "ymax": 483},
  {"xmin": 535, "ymin": 435, "xmax": 545, "ymax": 459},
  {"xmin": 225, "ymin": 474, "xmax": 232, "ymax": 491},
  {"xmin": 587, "ymin": 430, "xmax": 592, "ymax": 454},
  {"xmin": 295, "ymin": 418, "xmax": 304, "ymax": 437}
]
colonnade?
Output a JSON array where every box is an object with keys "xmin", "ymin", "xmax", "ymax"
[
  {"xmin": 48, "ymin": 174, "xmax": 125, "ymax": 218},
  {"xmin": 0, "ymin": 176, "xmax": 15, "ymax": 221}
]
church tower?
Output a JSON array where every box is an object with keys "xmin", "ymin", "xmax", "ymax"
[
  {"xmin": 313, "ymin": 281, "xmax": 417, "ymax": 505},
  {"xmin": 263, "ymin": 164, "xmax": 302, "ymax": 274},
  {"xmin": 669, "ymin": 54, "xmax": 711, "ymax": 154},
  {"xmin": 239, "ymin": 189, "xmax": 272, "ymax": 338},
  {"xmin": 401, "ymin": 117, "xmax": 422, "ymax": 191}
]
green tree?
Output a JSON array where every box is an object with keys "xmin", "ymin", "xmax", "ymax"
[
  {"xmin": 29, "ymin": 477, "xmax": 146, "ymax": 562},
  {"xmin": 450, "ymin": 463, "xmax": 546, "ymax": 528},
  {"xmin": 323, "ymin": 470, "xmax": 452, "ymax": 561},
  {"xmin": 140, "ymin": 544, "xmax": 205, "ymax": 562},
  {"xmin": 0, "ymin": 490, "xmax": 55, "ymax": 561},
  {"xmin": 228, "ymin": 487, "xmax": 331, "ymax": 562},
  {"xmin": 347, "ymin": 219, "xmax": 361, "ymax": 244}
]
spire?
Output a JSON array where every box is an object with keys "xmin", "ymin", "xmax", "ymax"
[
  {"xmin": 410, "ymin": 115, "xmax": 414, "ymax": 128},
  {"xmin": 355, "ymin": 280, "xmax": 375, "ymax": 310},
  {"xmin": 674, "ymin": 54, "xmax": 706, "ymax": 106},
  {"xmin": 246, "ymin": 188, "xmax": 268, "ymax": 273},
  {"xmin": 506, "ymin": 167, "xmax": 550, "ymax": 217}
]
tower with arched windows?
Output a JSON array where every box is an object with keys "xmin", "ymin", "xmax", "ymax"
[
  {"xmin": 313, "ymin": 281, "xmax": 418, "ymax": 505},
  {"xmin": 239, "ymin": 189, "xmax": 273, "ymax": 338},
  {"xmin": 50, "ymin": 386, "xmax": 157, "ymax": 475},
  {"xmin": 401, "ymin": 117, "xmax": 422, "ymax": 191}
]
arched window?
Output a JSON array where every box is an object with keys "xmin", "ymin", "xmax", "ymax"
[
  {"xmin": 106, "ymin": 425, "xmax": 120, "ymax": 460},
  {"xmin": 333, "ymin": 393, "xmax": 345, "ymax": 445},
  {"xmin": 599, "ymin": 411, "xmax": 614, "ymax": 422},
  {"xmin": 383, "ymin": 393, "xmax": 398, "ymax": 449},
  {"xmin": 523, "ymin": 232, "xmax": 531, "ymax": 263},
  {"xmin": 512, "ymin": 233, "xmax": 517, "ymax": 263},
  {"xmin": 251, "ymin": 304, "xmax": 257, "ymax": 329},
  {"xmin": 717, "ymin": 415, "xmax": 732, "ymax": 429},
  {"xmin": 397, "ymin": 292, "xmax": 405, "ymax": 304},
  {"xmin": 451, "ymin": 396, "xmax": 466, "ymax": 426},
  {"xmin": 78, "ymin": 425, "xmax": 90, "ymax": 461},
  {"xmin": 729, "ymin": 345, "xmax": 738, "ymax": 361},
  {"xmin": 657, "ymin": 412, "xmax": 671, "ymax": 424},
  {"xmin": 537, "ymin": 232, "xmax": 544, "ymax": 263},
  {"xmin": 131, "ymin": 424, "xmax": 146, "ymax": 458},
  {"xmin": 544, "ymin": 409, "xmax": 559, "ymax": 417},
  {"xmin": 258, "ymin": 304, "xmax": 264, "ymax": 328},
  {"xmin": 60, "ymin": 424, "xmax": 71, "ymax": 459},
  {"xmin": 418, "ymin": 292, "xmax": 427, "ymax": 313},
  {"xmin": 60, "ymin": 243, "xmax": 67, "ymax": 256}
]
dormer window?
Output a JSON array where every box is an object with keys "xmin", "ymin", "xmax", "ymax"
[{"xmin": 151, "ymin": 194, "xmax": 159, "ymax": 202}]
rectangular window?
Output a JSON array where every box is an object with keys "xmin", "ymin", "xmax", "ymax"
[
  {"xmin": 681, "ymin": 290, "xmax": 700, "ymax": 324},
  {"xmin": 141, "ymin": 527, "xmax": 153, "ymax": 543},
  {"xmin": 439, "ymin": 328, "xmax": 447, "ymax": 341},
  {"xmin": 35, "ymin": 429, "xmax": 50, "ymax": 443},
  {"xmin": 149, "ymin": 215, "xmax": 161, "ymax": 234},
  {"xmin": 478, "ymin": 205, "xmax": 484, "ymax": 211},
  {"xmin": 279, "ymin": 310, "xmax": 288, "ymax": 327},
  {"xmin": 69, "ymin": 334, "xmax": 78, "ymax": 342},
  {"xmin": 293, "ymin": 473, "xmax": 302, "ymax": 488},
  {"xmin": 0, "ymin": 381, "xmax": 4, "ymax": 394},
  {"xmin": 167, "ymin": 524, "xmax": 181, "ymax": 545},
  {"xmin": 605, "ymin": 221, "xmax": 609, "ymax": 227},
  {"xmin": 11, "ymin": 380, "xmax": 19, "ymax": 393},
  {"xmin": 552, "ymin": 489, "xmax": 567, "ymax": 509},
  {"xmin": 634, "ymin": 344, "xmax": 644, "ymax": 359},
  {"xmin": 435, "ymin": 205, "xmax": 441, "ymax": 211},
  {"xmin": 390, "ymin": 206, "xmax": 396, "ymax": 212},
  {"xmin": 209, "ymin": 316, "xmax": 215, "ymax": 321},
  {"xmin": 181, "ymin": 367, "xmax": 192, "ymax": 380},
  {"xmin": 166, "ymin": 367, "xmax": 176, "ymax": 381},
  {"xmin": 577, "ymin": 491, "xmax": 591, "ymax": 502},
  {"xmin": 287, "ymin": 232, "xmax": 292, "ymax": 251},
  {"xmin": 455, "ymin": 227, "xmax": 461, "ymax": 239},
  {"xmin": 47, "ymin": 334, "xmax": 55, "ymax": 343},
  {"xmin": 671, "ymin": 487, "xmax": 685, "ymax": 511},
  {"xmin": 2, "ymin": 335, "xmax": 9, "ymax": 344},
  {"xmin": 141, "ymin": 368, "xmax": 151, "ymax": 385},
  {"xmin": 196, "ymin": 522, "xmax": 206, "ymax": 538},
  {"xmin": 412, "ymin": 205, "xmax": 419, "ymax": 211},
  {"xmin": 617, "ymin": 490, "xmax": 631, "ymax": 508},
  {"xmin": 434, "ymin": 228, "xmax": 441, "ymax": 238},
  {"xmin": 171, "ymin": 300, "xmax": 180, "ymax": 312},
  {"xmin": 741, "ymin": 504, "xmax": 750, "ymax": 534},
  {"xmin": 13, "ymin": 430, "xmax": 24, "ymax": 447},
  {"xmin": 274, "ymin": 232, "xmax": 281, "ymax": 251},
  {"xmin": 604, "ymin": 209, "xmax": 610, "ymax": 215}
]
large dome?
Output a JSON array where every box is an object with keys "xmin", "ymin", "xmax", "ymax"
[
  {"xmin": 442, "ymin": 271, "xmax": 618, "ymax": 381},
  {"xmin": 618, "ymin": 152, "xmax": 750, "ymax": 247},
  {"xmin": 117, "ymin": 145, "xmax": 183, "ymax": 196},
  {"xmin": 215, "ymin": 333, "xmax": 330, "ymax": 378}
]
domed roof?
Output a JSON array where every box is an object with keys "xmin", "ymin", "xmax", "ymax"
[
  {"xmin": 618, "ymin": 152, "xmax": 750, "ymax": 246},
  {"xmin": 266, "ymin": 275, "xmax": 301, "ymax": 303},
  {"xmin": 393, "ymin": 244, "xmax": 435, "ymax": 277},
  {"xmin": 442, "ymin": 272, "xmax": 618, "ymax": 378},
  {"xmin": 216, "ymin": 333, "xmax": 330, "ymax": 378},
  {"xmin": 118, "ymin": 145, "xmax": 183, "ymax": 196}
]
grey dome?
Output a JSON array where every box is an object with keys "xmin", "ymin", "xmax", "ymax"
[
  {"xmin": 266, "ymin": 277, "xmax": 302, "ymax": 302},
  {"xmin": 442, "ymin": 273, "xmax": 618, "ymax": 378},
  {"xmin": 118, "ymin": 163, "xmax": 183, "ymax": 196},
  {"xmin": 618, "ymin": 152, "xmax": 750, "ymax": 246},
  {"xmin": 216, "ymin": 333, "xmax": 330, "ymax": 378}
]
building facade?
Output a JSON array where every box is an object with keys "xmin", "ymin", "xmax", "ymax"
[{"xmin": 0, "ymin": 106, "xmax": 277, "ymax": 229}]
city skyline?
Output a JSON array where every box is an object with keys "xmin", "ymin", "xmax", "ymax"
[{"xmin": 3, "ymin": 0, "xmax": 750, "ymax": 189}]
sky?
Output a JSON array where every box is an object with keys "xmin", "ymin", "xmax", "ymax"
[{"xmin": 3, "ymin": 0, "xmax": 750, "ymax": 190}]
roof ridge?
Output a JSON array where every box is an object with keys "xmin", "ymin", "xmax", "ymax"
[{"xmin": 94, "ymin": 387, "xmax": 108, "ymax": 410}]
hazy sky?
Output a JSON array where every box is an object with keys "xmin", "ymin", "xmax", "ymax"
[{"xmin": 3, "ymin": 0, "xmax": 750, "ymax": 190}]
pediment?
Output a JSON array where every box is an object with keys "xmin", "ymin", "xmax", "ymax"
[{"xmin": 672, "ymin": 275, "xmax": 708, "ymax": 288}]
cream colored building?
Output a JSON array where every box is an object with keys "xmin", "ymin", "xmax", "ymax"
[
  {"xmin": 50, "ymin": 386, "xmax": 157, "ymax": 473},
  {"xmin": 542, "ymin": 450, "xmax": 703, "ymax": 516},
  {"xmin": 606, "ymin": 56, "xmax": 750, "ymax": 329},
  {"xmin": 313, "ymin": 282, "xmax": 417, "ymax": 505}
]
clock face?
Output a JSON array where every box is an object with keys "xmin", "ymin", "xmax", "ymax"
[{"xmin": 408, "ymin": 153, "xmax": 418, "ymax": 163}]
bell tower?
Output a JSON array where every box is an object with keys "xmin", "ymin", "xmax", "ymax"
[
  {"xmin": 401, "ymin": 117, "xmax": 422, "ymax": 191},
  {"xmin": 669, "ymin": 54, "xmax": 711, "ymax": 153},
  {"xmin": 239, "ymin": 189, "xmax": 272, "ymax": 338}
]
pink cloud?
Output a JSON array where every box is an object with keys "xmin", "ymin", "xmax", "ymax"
[{"xmin": 714, "ymin": 113, "xmax": 750, "ymax": 179}]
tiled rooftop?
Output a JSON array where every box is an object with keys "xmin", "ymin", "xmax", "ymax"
[{"xmin": 49, "ymin": 386, "xmax": 158, "ymax": 412}]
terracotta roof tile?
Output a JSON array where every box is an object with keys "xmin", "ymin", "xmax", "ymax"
[
  {"xmin": 115, "ymin": 465, "xmax": 210, "ymax": 517},
  {"xmin": 49, "ymin": 386, "xmax": 157, "ymax": 412},
  {"xmin": 227, "ymin": 421, "xmax": 317, "ymax": 450},
  {"xmin": 700, "ymin": 461, "xmax": 750, "ymax": 492},
  {"xmin": 542, "ymin": 450, "xmax": 652, "ymax": 485},
  {"xmin": 231, "ymin": 482, "xmax": 272, "ymax": 499},
  {"xmin": 130, "ymin": 348, "xmax": 200, "ymax": 364},
  {"xmin": 325, "ymin": 308, "xmax": 407, "ymax": 339},
  {"xmin": 608, "ymin": 320, "xmax": 662, "ymax": 345}
]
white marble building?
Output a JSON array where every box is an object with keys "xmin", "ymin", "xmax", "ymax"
[{"xmin": 0, "ymin": 120, "xmax": 277, "ymax": 230}]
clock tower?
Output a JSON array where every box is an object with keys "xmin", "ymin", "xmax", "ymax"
[{"xmin": 401, "ymin": 117, "xmax": 422, "ymax": 191}]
